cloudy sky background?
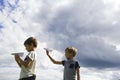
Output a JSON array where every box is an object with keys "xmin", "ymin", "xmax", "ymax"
[{"xmin": 0, "ymin": 0, "xmax": 120, "ymax": 80}]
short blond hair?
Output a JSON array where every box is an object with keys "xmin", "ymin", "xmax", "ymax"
[{"xmin": 65, "ymin": 46, "xmax": 77, "ymax": 57}]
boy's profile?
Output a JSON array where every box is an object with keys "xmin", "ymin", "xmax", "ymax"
[
  {"xmin": 45, "ymin": 46, "xmax": 80, "ymax": 80},
  {"xmin": 13, "ymin": 37, "xmax": 37, "ymax": 80}
]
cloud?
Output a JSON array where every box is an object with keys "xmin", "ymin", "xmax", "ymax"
[
  {"xmin": 110, "ymin": 72, "xmax": 120, "ymax": 80},
  {"xmin": 1, "ymin": 0, "xmax": 120, "ymax": 80},
  {"xmin": 75, "ymin": 35, "xmax": 120, "ymax": 68},
  {"xmin": 30, "ymin": 0, "xmax": 120, "ymax": 69},
  {"xmin": 1, "ymin": 0, "xmax": 120, "ymax": 69}
]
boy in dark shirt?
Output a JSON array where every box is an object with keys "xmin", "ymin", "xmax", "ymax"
[{"xmin": 45, "ymin": 47, "xmax": 80, "ymax": 80}]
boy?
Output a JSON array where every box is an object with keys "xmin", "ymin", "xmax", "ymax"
[
  {"xmin": 13, "ymin": 37, "xmax": 37, "ymax": 80},
  {"xmin": 45, "ymin": 47, "xmax": 80, "ymax": 80}
]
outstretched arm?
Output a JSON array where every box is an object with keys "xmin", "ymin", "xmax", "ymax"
[{"xmin": 45, "ymin": 49, "xmax": 62, "ymax": 64}]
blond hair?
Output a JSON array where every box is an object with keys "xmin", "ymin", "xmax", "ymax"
[{"xmin": 65, "ymin": 46, "xmax": 77, "ymax": 57}]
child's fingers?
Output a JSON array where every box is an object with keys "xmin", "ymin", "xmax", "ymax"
[
  {"xmin": 11, "ymin": 53, "xmax": 19, "ymax": 56},
  {"xmin": 16, "ymin": 54, "xmax": 19, "ymax": 56},
  {"xmin": 11, "ymin": 53, "xmax": 15, "ymax": 55},
  {"xmin": 44, "ymin": 48, "xmax": 49, "ymax": 53},
  {"xmin": 46, "ymin": 50, "xmax": 49, "ymax": 54}
]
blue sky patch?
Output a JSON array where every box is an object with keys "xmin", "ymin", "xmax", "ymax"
[
  {"xmin": 0, "ymin": 24, "xmax": 4, "ymax": 28},
  {"xmin": 12, "ymin": 20, "xmax": 17, "ymax": 23},
  {"xmin": 0, "ymin": 0, "xmax": 5, "ymax": 11},
  {"xmin": 0, "ymin": 0, "xmax": 20, "ymax": 12}
]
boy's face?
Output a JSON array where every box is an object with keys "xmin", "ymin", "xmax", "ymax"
[
  {"xmin": 25, "ymin": 44, "xmax": 34, "ymax": 52},
  {"xmin": 65, "ymin": 50, "xmax": 74, "ymax": 60}
]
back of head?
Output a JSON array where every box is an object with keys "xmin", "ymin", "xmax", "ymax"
[
  {"xmin": 24, "ymin": 37, "xmax": 37, "ymax": 48},
  {"xmin": 65, "ymin": 46, "xmax": 77, "ymax": 57}
]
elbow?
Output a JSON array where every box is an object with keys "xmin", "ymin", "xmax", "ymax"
[
  {"xmin": 53, "ymin": 61, "xmax": 60, "ymax": 64},
  {"xmin": 24, "ymin": 64, "xmax": 27, "ymax": 67},
  {"xmin": 52, "ymin": 60, "xmax": 57, "ymax": 64},
  {"xmin": 24, "ymin": 63, "xmax": 29, "ymax": 67},
  {"xmin": 52, "ymin": 61, "xmax": 57, "ymax": 64},
  {"xmin": 23, "ymin": 62, "xmax": 29, "ymax": 67},
  {"xmin": 24, "ymin": 64, "xmax": 29, "ymax": 68}
]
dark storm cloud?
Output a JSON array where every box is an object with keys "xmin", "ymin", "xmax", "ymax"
[
  {"xmin": 37, "ymin": 0, "xmax": 120, "ymax": 69},
  {"xmin": 75, "ymin": 36, "xmax": 120, "ymax": 69}
]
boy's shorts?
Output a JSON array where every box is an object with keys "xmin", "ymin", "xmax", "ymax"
[{"xmin": 19, "ymin": 74, "xmax": 36, "ymax": 80}]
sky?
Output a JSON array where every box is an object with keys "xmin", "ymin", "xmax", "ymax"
[{"xmin": 0, "ymin": 0, "xmax": 120, "ymax": 80}]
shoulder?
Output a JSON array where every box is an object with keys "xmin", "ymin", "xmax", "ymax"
[
  {"xmin": 28, "ymin": 51, "xmax": 36, "ymax": 55},
  {"xmin": 73, "ymin": 59, "xmax": 79, "ymax": 63},
  {"xmin": 62, "ymin": 60, "xmax": 66, "ymax": 66},
  {"xmin": 28, "ymin": 51, "xmax": 36, "ymax": 60},
  {"xmin": 74, "ymin": 60, "xmax": 80, "ymax": 68}
]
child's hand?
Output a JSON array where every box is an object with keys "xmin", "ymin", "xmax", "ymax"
[
  {"xmin": 14, "ymin": 54, "xmax": 20, "ymax": 59},
  {"xmin": 13, "ymin": 54, "xmax": 22, "ymax": 67},
  {"xmin": 46, "ymin": 49, "xmax": 49, "ymax": 55},
  {"xmin": 44, "ymin": 48, "xmax": 50, "ymax": 55}
]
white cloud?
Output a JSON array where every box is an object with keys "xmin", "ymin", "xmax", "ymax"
[
  {"xmin": 1, "ymin": 67, "xmax": 120, "ymax": 80},
  {"xmin": 1, "ymin": 0, "xmax": 120, "ymax": 80},
  {"xmin": 110, "ymin": 71, "xmax": 120, "ymax": 80}
]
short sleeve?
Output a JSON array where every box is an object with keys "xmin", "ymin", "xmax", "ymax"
[
  {"xmin": 62, "ymin": 60, "xmax": 65, "ymax": 66},
  {"xmin": 75, "ymin": 61, "xmax": 80, "ymax": 69},
  {"xmin": 28, "ymin": 52, "xmax": 35, "ymax": 61}
]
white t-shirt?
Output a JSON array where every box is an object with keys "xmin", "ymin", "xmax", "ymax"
[{"xmin": 19, "ymin": 51, "xmax": 37, "ymax": 79}]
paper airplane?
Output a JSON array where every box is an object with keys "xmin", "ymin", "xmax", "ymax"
[
  {"xmin": 44, "ymin": 48, "xmax": 53, "ymax": 52},
  {"xmin": 11, "ymin": 52, "xmax": 24, "ymax": 57}
]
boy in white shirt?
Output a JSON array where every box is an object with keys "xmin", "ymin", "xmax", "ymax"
[{"xmin": 13, "ymin": 37, "xmax": 37, "ymax": 80}]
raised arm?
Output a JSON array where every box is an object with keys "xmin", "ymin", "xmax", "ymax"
[{"xmin": 45, "ymin": 49, "xmax": 62, "ymax": 64}]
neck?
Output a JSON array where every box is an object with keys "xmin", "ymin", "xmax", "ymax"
[
  {"xmin": 28, "ymin": 49, "xmax": 35, "ymax": 52},
  {"xmin": 67, "ymin": 58, "xmax": 73, "ymax": 60}
]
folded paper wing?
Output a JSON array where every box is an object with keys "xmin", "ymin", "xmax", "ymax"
[
  {"xmin": 11, "ymin": 52, "xmax": 24, "ymax": 57},
  {"xmin": 44, "ymin": 48, "xmax": 53, "ymax": 52}
]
